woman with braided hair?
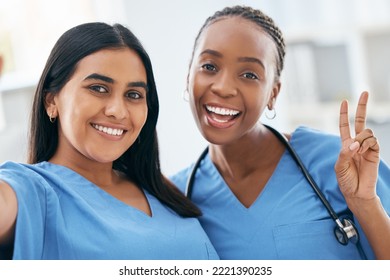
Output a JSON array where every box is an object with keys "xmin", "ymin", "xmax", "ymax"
[{"xmin": 170, "ymin": 5, "xmax": 390, "ymax": 259}]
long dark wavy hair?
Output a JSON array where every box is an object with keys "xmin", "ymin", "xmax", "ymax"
[{"xmin": 28, "ymin": 22, "xmax": 200, "ymax": 217}]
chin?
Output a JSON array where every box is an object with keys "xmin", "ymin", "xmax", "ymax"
[
  {"xmin": 202, "ymin": 131, "xmax": 232, "ymax": 146},
  {"xmin": 91, "ymin": 153, "xmax": 124, "ymax": 164}
]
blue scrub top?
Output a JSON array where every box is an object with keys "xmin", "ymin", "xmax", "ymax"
[
  {"xmin": 0, "ymin": 161, "xmax": 219, "ymax": 260},
  {"xmin": 171, "ymin": 126, "xmax": 390, "ymax": 259}
]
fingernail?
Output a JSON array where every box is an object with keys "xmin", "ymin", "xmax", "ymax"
[{"xmin": 349, "ymin": 141, "xmax": 360, "ymax": 151}]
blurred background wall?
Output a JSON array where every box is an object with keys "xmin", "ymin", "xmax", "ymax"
[{"xmin": 0, "ymin": 0, "xmax": 389, "ymax": 175}]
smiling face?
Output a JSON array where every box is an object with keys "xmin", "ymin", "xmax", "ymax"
[
  {"xmin": 188, "ymin": 17, "xmax": 281, "ymax": 145},
  {"xmin": 46, "ymin": 48, "xmax": 148, "ymax": 165}
]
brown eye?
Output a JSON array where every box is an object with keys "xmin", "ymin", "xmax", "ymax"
[
  {"xmin": 242, "ymin": 72, "xmax": 259, "ymax": 80},
  {"xmin": 90, "ymin": 85, "xmax": 108, "ymax": 94},
  {"xmin": 201, "ymin": 63, "xmax": 217, "ymax": 72},
  {"xmin": 125, "ymin": 91, "xmax": 143, "ymax": 100}
]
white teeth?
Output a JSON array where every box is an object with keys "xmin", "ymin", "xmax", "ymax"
[
  {"xmin": 206, "ymin": 105, "xmax": 240, "ymax": 116},
  {"xmin": 213, "ymin": 118, "xmax": 228, "ymax": 123},
  {"xmin": 92, "ymin": 124, "xmax": 124, "ymax": 136}
]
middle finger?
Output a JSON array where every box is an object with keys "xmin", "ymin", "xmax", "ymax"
[{"xmin": 355, "ymin": 91, "xmax": 369, "ymax": 135}]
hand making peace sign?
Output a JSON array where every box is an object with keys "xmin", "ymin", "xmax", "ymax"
[
  {"xmin": 334, "ymin": 91, "xmax": 380, "ymax": 202},
  {"xmin": 335, "ymin": 92, "xmax": 390, "ymax": 259}
]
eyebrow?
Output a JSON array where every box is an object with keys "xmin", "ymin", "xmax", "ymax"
[
  {"xmin": 200, "ymin": 49, "xmax": 223, "ymax": 58},
  {"xmin": 84, "ymin": 73, "xmax": 148, "ymax": 91},
  {"xmin": 237, "ymin": 57, "xmax": 265, "ymax": 70},
  {"xmin": 200, "ymin": 49, "xmax": 265, "ymax": 70}
]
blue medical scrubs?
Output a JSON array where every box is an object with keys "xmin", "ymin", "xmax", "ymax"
[
  {"xmin": 0, "ymin": 161, "xmax": 219, "ymax": 260},
  {"xmin": 171, "ymin": 126, "xmax": 390, "ymax": 259}
]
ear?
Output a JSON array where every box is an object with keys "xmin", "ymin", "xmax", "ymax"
[
  {"xmin": 268, "ymin": 82, "xmax": 281, "ymax": 110},
  {"xmin": 44, "ymin": 92, "xmax": 58, "ymax": 118}
]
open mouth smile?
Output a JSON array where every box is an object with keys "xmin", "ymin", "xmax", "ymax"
[{"xmin": 204, "ymin": 105, "xmax": 241, "ymax": 128}]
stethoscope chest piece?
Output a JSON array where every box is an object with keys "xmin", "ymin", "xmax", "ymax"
[{"xmin": 334, "ymin": 218, "xmax": 359, "ymax": 245}]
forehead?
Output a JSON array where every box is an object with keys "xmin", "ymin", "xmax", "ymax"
[
  {"xmin": 75, "ymin": 48, "xmax": 147, "ymax": 80},
  {"xmin": 196, "ymin": 17, "xmax": 277, "ymax": 60}
]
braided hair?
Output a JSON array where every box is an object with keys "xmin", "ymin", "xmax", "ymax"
[{"xmin": 189, "ymin": 5, "xmax": 286, "ymax": 81}]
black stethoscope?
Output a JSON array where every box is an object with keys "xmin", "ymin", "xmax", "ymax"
[{"xmin": 185, "ymin": 124, "xmax": 367, "ymax": 258}]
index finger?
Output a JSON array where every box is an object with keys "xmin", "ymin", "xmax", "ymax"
[
  {"xmin": 355, "ymin": 91, "xmax": 369, "ymax": 135},
  {"xmin": 339, "ymin": 99, "xmax": 351, "ymax": 142}
]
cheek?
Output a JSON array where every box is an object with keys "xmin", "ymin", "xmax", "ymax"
[
  {"xmin": 59, "ymin": 100, "xmax": 92, "ymax": 128},
  {"xmin": 188, "ymin": 64, "xmax": 204, "ymax": 91},
  {"xmin": 57, "ymin": 107, "xmax": 89, "ymax": 145},
  {"xmin": 134, "ymin": 105, "xmax": 148, "ymax": 130},
  {"xmin": 189, "ymin": 85, "xmax": 202, "ymax": 120},
  {"xmin": 141, "ymin": 108, "xmax": 148, "ymax": 127},
  {"xmin": 187, "ymin": 69, "xmax": 196, "ymax": 94},
  {"xmin": 187, "ymin": 71, "xmax": 200, "ymax": 109},
  {"xmin": 56, "ymin": 91, "xmax": 88, "ymax": 117},
  {"xmin": 188, "ymin": 72, "xmax": 205, "ymax": 103},
  {"xmin": 245, "ymin": 92, "xmax": 269, "ymax": 121}
]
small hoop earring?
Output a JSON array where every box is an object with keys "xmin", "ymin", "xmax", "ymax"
[
  {"xmin": 49, "ymin": 112, "xmax": 56, "ymax": 123},
  {"xmin": 265, "ymin": 107, "xmax": 276, "ymax": 120},
  {"xmin": 182, "ymin": 89, "xmax": 189, "ymax": 102}
]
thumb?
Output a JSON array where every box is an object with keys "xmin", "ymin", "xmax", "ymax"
[
  {"xmin": 335, "ymin": 141, "xmax": 360, "ymax": 172},
  {"xmin": 348, "ymin": 141, "xmax": 360, "ymax": 153}
]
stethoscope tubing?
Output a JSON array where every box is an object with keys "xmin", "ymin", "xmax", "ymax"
[
  {"xmin": 264, "ymin": 125, "xmax": 342, "ymax": 222},
  {"xmin": 186, "ymin": 124, "xmax": 340, "ymax": 222},
  {"xmin": 185, "ymin": 124, "xmax": 364, "ymax": 257}
]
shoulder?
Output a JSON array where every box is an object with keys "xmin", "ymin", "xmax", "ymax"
[
  {"xmin": 169, "ymin": 164, "xmax": 195, "ymax": 194},
  {"xmin": 291, "ymin": 125, "xmax": 340, "ymax": 142},
  {"xmin": 290, "ymin": 125, "xmax": 341, "ymax": 153},
  {"xmin": 0, "ymin": 161, "xmax": 41, "ymax": 180},
  {"xmin": 0, "ymin": 161, "xmax": 53, "ymax": 180},
  {"xmin": 0, "ymin": 161, "xmax": 63, "ymax": 196},
  {"xmin": 286, "ymin": 126, "xmax": 342, "ymax": 177}
]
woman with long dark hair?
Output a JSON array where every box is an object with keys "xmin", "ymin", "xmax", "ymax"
[{"xmin": 0, "ymin": 22, "xmax": 218, "ymax": 260}]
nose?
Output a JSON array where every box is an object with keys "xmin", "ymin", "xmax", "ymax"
[
  {"xmin": 104, "ymin": 95, "xmax": 129, "ymax": 120},
  {"xmin": 210, "ymin": 70, "xmax": 238, "ymax": 98}
]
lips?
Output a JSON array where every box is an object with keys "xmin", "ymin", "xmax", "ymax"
[{"xmin": 204, "ymin": 104, "xmax": 241, "ymax": 128}]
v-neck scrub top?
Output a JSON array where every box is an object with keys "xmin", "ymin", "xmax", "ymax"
[
  {"xmin": 0, "ymin": 161, "xmax": 219, "ymax": 260},
  {"xmin": 170, "ymin": 126, "xmax": 390, "ymax": 259}
]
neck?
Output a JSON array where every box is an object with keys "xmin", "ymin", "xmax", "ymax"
[
  {"xmin": 209, "ymin": 124, "xmax": 285, "ymax": 180},
  {"xmin": 49, "ymin": 153, "xmax": 119, "ymax": 188}
]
